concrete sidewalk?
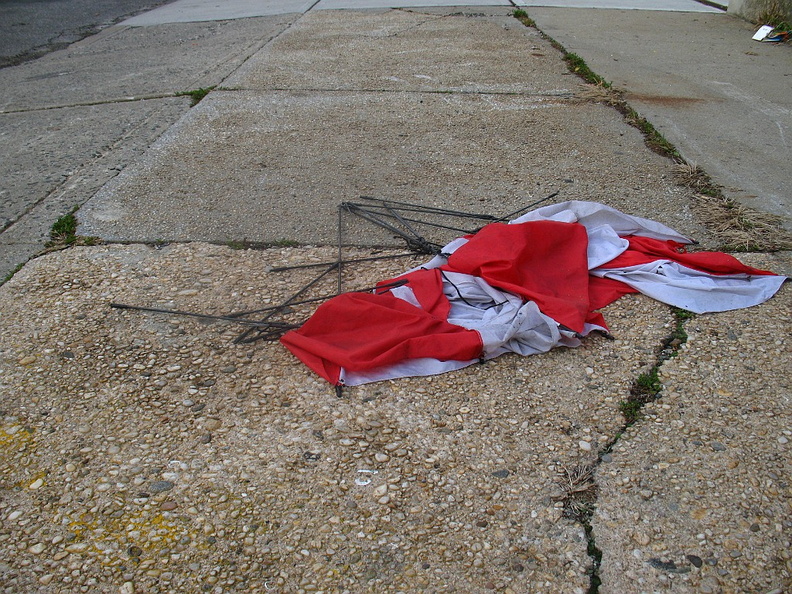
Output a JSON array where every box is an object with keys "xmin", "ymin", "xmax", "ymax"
[{"xmin": 0, "ymin": 2, "xmax": 789, "ymax": 593}]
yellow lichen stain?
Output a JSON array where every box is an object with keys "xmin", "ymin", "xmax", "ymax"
[
  {"xmin": 0, "ymin": 424, "xmax": 33, "ymax": 452},
  {"xmin": 0, "ymin": 424, "xmax": 38, "ymax": 488},
  {"xmin": 68, "ymin": 507, "xmax": 186, "ymax": 565},
  {"xmin": 57, "ymin": 488, "xmax": 262, "ymax": 568}
]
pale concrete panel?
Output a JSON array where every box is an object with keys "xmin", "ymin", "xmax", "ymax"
[
  {"xmin": 0, "ymin": 97, "xmax": 188, "ymax": 280},
  {"xmin": 527, "ymin": 8, "xmax": 792, "ymax": 229},
  {"xmin": 0, "ymin": 99, "xmax": 187, "ymax": 230},
  {"xmin": 78, "ymin": 89, "xmax": 707, "ymax": 246},
  {"xmin": 225, "ymin": 9, "xmax": 575, "ymax": 94},
  {"xmin": 0, "ymin": 17, "xmax": 293, "ymax": 112},
  {"xmin": 122, "ymin": 0, "xmax": 316, "ymax": 25},
  {"xmin": 514, "ymin": 0, "xmax": 722, "ymax": 10},
  {"xmin": 316, "ymin": 0, "xmax": 510, "ymax": 7}
]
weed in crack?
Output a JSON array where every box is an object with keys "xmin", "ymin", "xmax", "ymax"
[
  {"xmin": 693, "ymin": 193, "xmax": 792, "ymax": 252},
  {"xmin": 177, "ymin": 86, "xmax": 216, "ymax": 107},
  {"xmin": 619, "ymin": 307, "xmax": 694, "ymax": 425},
  {"xmin": 672, "ymin": 161, "xmax": 792, "ymax": 251},
  {"xmin": 2, "ymin": 263, "xmax": 25, "ymax": 285},
  {"xmin": 571, "ymin": 307, "xmax": 695, "ymax": 592},
  {"xmin": 511, "ymin": 9, "xmax": 536, "ymax": 27},
  {"xmin": 45, "ymin": 206, "xmax": 101, "ymax": 251},
  {"xmin": 556, "ymin": 463, "xmax": 598, "ymax": 522},
  {"xmin": 553, "ymin": 463, "xmax": 602, "ymax": 592}
]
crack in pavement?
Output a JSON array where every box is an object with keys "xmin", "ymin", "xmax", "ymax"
[{"xmin": 557, "ymin": 306, "xmax": 694, "ymax": 593}]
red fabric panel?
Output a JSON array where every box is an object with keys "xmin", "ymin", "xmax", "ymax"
[
  {"xmin": 280, "ymin": 291, "xmax": 483, "ymax": 385},
  {"xmin": 599, "ymin": 236, "xmax": 777, "ymax": 275},
  {"xmin": 377, "ymin": 268, "xmax": 450, "ymax": 320},
  {"xmin": 444, "ymin": 221, "xmax": 592, "ymax": 333}
]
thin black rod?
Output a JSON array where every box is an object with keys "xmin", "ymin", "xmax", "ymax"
[
  {"xmin": 343, "ymin": 203, "xmax": 443, "ymax": 253},
  {"xmin": 234, "ymin": 262, "xmax": 338, "ymax": 343},
  {"xmin": 493, "ymin": 191, "xmax": 560, "ymax": 223},
  {"xmin": 357, "ymin": 196, "xmax": 497, "ymax": 220},
  {"xmin": 337, "ymin": 205, "xmax": 344, "ymax": 293},
  {"xmin": 346, "ymin": 207, "xmax": 478, "ymax": 236},
  {"xmin": 226, "ymin": 279, "xmax": 409, "ymax": 317},
  {"xmin": 110, "ymin": 302, "xmax": 300, "ymax": 329},
  {"xmin": 271, "ymin": 252, "xmax": 417, "ymax": 272}
]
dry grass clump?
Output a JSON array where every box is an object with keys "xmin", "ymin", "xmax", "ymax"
[
  {"xmin": 672, "ymin": 161, "xmax": 792, "ymax": 251},
  {"xmin": 555, "ymin": 463, "xmax": 598, "ymax": 521},
  {"xmin": 673, "ymin": 162, "xmax": 712, "ymax": 192},
  {"xmin": 694, "ymin": 193, "xmax": 792, "ymax": 252},
  {"xmin": 577, "ymin": 83, "xmax": 624, "ymax": 107}
]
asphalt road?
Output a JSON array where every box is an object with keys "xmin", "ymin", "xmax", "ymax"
[{"xmin": 0, "ymin": 0, "xmax": 175, "ymax": 67}]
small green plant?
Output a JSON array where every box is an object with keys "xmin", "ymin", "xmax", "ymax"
[
  {"xmin": 619, "ymin": 399, "xmax": 643, "ymax": 424},
  {"xmin": 271, "ymin": 238, "xmax": 300, "ymax": 248},
  {"xmin": 177, "ymin": 86, "xmax": 216, "ymax": 107},
  {"xmin": 46, "ymin": 206, "xmax": 100, "ymax": 250},
  {"xmin": 564, "ymin": 53, "xmax": 611, "ymax": 88},
  {"xmin": 635, "ymin": 367, "xmax": 662, "ymax": 395},
  {"xmin": 511, "ymin": 9, "xmax": 536, "ymax": 27},
  {"xmin": 755, "ymin": 0, "xmax": 791, "ymax": 30},
  {"xmin": 49, "ymin": 207, "xmax": 79, "ymax": 245},
  {"xmin": 623, "ymin": 106, "xmax": 680, "ymax": 159},
  {"xmin": 2, "ymin": 263, "xmax": 24, "ymax": 285}
]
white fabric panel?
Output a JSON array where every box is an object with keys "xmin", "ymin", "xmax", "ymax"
[
  {"xmin": 584, "ymin": 224, "xmax": 629, "ymax": 269},
  {"xmin": 592, "ymin": 261, "xmax": 788, "ymax": 313},
  {"xmin": 340, "ymin": 357, "xmax": 476, "ymax": 386},
  {"xmin": 440, "ymin": 272, "xmax": 568, "ymax": 358},
  {"xmin": 512, "ymin": 200, "xmax": 693, "ymax": 244}
]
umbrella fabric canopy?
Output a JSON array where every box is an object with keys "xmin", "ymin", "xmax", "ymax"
[{"xmin": 281, "ymin": 202, "xmax": 786, "ymax": 386}]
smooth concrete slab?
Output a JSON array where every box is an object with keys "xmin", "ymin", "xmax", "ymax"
[
  {"xmin": 0, "ymin": 97, "xmax": 188, "ymax": 279},
  {"xmin": 78, "ymin": 11, "xmax": 712, "ymax": 247},
  {"xmin": 122, "ymin": 0, "xmax": 317, "ymax": 25},
  {"xmin": 316, "ymin": 0, "xmax": 510, "ymax": 7},
  {"xmin": 514, "ymin": 0, "xmax": 721, "ymax": 11},
  {"xmin": 0, "ymin": 98, "xmax": 188, "ymax": 232},
  {"xmin": 0, "ymin": 16, "xmax": 294, "ymax": 112},
  {"xmin": 225, "ymin": 9, "xmax": 572, "ymax": 94},
  {"xmin": 78, "ymin": 88, "xmax": 708, "ymax": 246},
  {"xmin": 593, "ymin": 252, "xmax": 791, "ymax": 593},
  {"xmin": 527, "ymin": 8, "xmax": 792, "ymax": 229}
]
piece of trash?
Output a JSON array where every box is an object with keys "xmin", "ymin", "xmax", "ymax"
[
  {"xmin": 753, "ymin": 25, "xmax": 775, "ymax": 41},
  {"xmin": 764, "ymin": 30, "xmax": 790, "ymax": 42},
  {"xmin": 751, "ymin": 25, "xmax": 790, "ymax": 42},
  {"xmin": 355, "ymin": 469, "xmax": 378, "ymax": 486}
]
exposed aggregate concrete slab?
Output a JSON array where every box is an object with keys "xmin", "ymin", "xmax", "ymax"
[
  {"xmin": 0, "ymin": 242, "xmax": 677, "ymax": 592},
  {"xmin": 593, "ymin": 252, "xmax": 791, "ymax": 594}
]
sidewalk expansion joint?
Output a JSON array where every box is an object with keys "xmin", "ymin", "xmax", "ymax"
[
  {"xmin": 218, "ymin": 86, "xmax": 577, "ymax": 99},
  {"xmin": 0, "ymin": 93, "xmax": 188, "ymax": 115},
  {"xmin": 555, "ymin": 305, "xmax": 694, "ymax": 593}
]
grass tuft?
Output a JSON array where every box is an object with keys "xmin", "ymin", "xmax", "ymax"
[
  {"xmin": 177, "ymin": 86, "xmax": 216, "ymax": 107},
  {"xmin": 511, "ymin": 9, "xmax": 536, "ymax": 27},
  {"xmin": 46, "ymin": 206, "xmax": 101, "ymax": 251},
  {"xmin": 564, "ymin": 53, "xmax": 611, "ymax": 88}
]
